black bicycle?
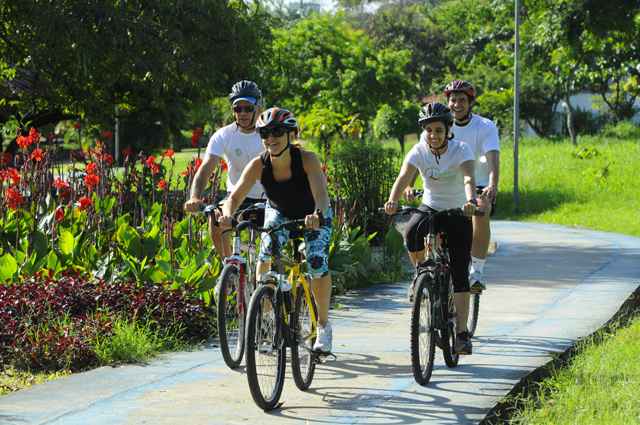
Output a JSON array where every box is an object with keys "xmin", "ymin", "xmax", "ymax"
[
  {"xmin": 243, "ymin": 214, "xmax": 332, "ymax": 411},
  {"xmin": 385, "ymin": 204, "xmax": 480, "ymax": 385},
  {"xmin": 200, "ymin": 202, "xmax": 264, "ymax": 369},
  {"xmin": 408, "ymin": 188, "xmax": 481, "ymax": 337}
]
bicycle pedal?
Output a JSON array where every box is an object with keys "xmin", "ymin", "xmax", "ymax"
[{"xmin": 312, "ymin": 351, "xmax": 336, "ymax": 363}]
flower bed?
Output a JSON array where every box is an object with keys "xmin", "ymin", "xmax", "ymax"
[{"xmin": 0, "ymin": 272, "xmax": 215, "ymax": 372}]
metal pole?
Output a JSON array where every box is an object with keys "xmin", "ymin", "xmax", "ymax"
[{"xmin": 513, "ymin": 0, "xmax": 521, "ymax": 211}]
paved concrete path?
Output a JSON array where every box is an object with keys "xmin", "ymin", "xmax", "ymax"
[{"xmin": 2, "ymin": 221, "xmax": 639, "ymax": 425}]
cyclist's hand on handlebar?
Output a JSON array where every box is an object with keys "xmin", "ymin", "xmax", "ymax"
[
  {"xmin": 305, "ymin": 210, "xmax": 323, "ymax": 230},
  {"xmin": 219, "ymin": 215, "xmax": 233, "ymax": 230},
  {"xmin": 481, "ymin": 184, "xmax": 497, "ymax": 203},
  {"xmin": 402, "ymin": 186, "xmax": 415, "ymax": 202},
  {"xmin": 184, "ymin": 198, "xmax": 203, "ymax": 213},
  {"xmin": 384, "ymin": 200, "xmax": 398, "ymax": 215},
  {"xmin": 463, "ymin": 200, "xmax": 484, "ymax": 217}
]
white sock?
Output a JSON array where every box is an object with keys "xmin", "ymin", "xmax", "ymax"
[{"xmin": 470, "ymin": 257, "xmax": 486, "ymax": 275}]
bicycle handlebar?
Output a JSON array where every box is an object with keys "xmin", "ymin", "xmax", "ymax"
[{"xmin": 378, "ymin": 205, "xmax": 485, "ymax": 217}]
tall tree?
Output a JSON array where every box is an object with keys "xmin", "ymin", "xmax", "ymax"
[{"xmin": 0, "ymin": 0, "xmax": 271, "ymax": 148}]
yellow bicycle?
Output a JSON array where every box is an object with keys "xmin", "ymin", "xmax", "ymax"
[{"xmin": 243, "ymin": 217, "xmax": 329, "ymax": 411}]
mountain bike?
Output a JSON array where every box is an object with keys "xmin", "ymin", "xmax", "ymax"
[
  {"xmin": 243, "ymin": 215, "xmax": 332, "ymax": 411},
  {"xmin": 201, "ymin": 202, "xmax": 264, "ymax": 369},
  {"xmin": 384, "ymin": 204, "xmax": 480, "ymax": 386},
  {"xmin": 409, "ymin": 189, "xmax": 481, "ymax": 337}
]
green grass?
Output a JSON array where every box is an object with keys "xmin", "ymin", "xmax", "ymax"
[
  {"xmin": 0, "ymin": 367, "xmax": 70, "ymax": 396},
  {"xmin": 93, "ymin": 319, "xmax": 163, "ymax": 365},
  {"xmin": 510, "ymin": 316, "xmax": 640, "ymax": 424}
]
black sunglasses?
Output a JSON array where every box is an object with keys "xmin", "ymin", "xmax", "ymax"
[
  {"xmin": 259, "ymin": 127, "xmax": 288, "ymax": 139},
  {"xmin": 233, "ymin": 105, "xmax": 255, "ymax": 113}
]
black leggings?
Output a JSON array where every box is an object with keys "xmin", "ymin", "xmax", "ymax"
[{"xmin": 404, "ymin": 206, "xmax": 472, "ymax": 293}]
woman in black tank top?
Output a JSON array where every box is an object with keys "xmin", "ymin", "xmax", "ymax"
[{"xmin": 219, "ymin": 107, "xmax": 335, "ymax": 354}]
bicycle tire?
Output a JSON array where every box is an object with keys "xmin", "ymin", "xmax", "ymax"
[
  {"xmin": 441, "ymin": 271, "xmax": 460, "ymax": 368},
  {"xmin": 410, "ymin": 273, "xmax": 436, "ymax": 385},
  {"xmin": 216, "ymin": 264, "xmax": 245, "ymax": 369},
  {"xmin": 291, "ymin": 284, "xmax": 318, "ymax": 390},
  {"xmin": 467, "ymin": 292, "xmax": 480, "ymax": 337},
  {"xmin": 245, "ymin": 284, "xmax": 286, "ymax": 411}
]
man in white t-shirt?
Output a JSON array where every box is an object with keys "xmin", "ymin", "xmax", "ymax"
[
  {"xmin": 444, "ymin": 80, "xmax": 500, "ymax": 293},
  {"xmin": 184, "ymin": 80, "xmax": 266, "ymax": 259}
]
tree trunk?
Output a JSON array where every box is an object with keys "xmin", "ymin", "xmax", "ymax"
[
  {"xmin": 398, "ymin": 135, "xmax": 405, "ymax": 156},
  {"xmin": 564, "ymin": 96, "xmax": 577, "ymax": 145}
]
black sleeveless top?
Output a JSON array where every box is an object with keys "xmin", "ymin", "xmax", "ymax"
[{"xmin": 260, "ymin": 146, "xmax": 315, "ymax": 219}]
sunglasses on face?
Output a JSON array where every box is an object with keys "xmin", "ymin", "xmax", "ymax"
[
  {"xmin": 233, "ymin": 105, "xmax": 255, "ymax": 113},
  {"xmin": 259, "ymin": 127, "xmax": 288, "ymax": 139}
]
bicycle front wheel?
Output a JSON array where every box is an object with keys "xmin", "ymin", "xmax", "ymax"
[
  {"xmin": 467, "ymin": 292, "xmax": 480, "ymax": 337},
  {"xmin": 291, "ymin": 284, "xmax": 318, "ymax": 391},
  {"xmin": 216, "ymin": 264, "xmax": 245, "ymax": 369},
  {"xmin": 441, "ymin": 274, "xmax": 460, "ymax": 368},
  {"xmin": 410, "ymin": 273, "xmax": 436, "ymax": 386},
  {"xmin": 245, "ymin": 284, "xmax": 286, "ymax": 411}
]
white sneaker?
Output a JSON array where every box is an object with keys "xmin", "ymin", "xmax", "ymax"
[
  {"xmin": 469, "ymin": 271, "xmax": 486, "ymax": 293},
  {"xmin": 313, "ymin": 321, "xmax": 333, "ymax": 353}
]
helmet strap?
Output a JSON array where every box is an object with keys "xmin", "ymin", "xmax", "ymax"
[
  {"xmin": 271, "ymin": 133, "xmax": 291, "ymax": 158},
  {"xmin": 428, "ymin": 140, "xmax": 448, "ymax": 164}
]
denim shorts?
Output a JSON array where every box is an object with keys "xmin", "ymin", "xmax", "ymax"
[{"xmin": 259, "ymin": 203, "xmax": 333, "ymax": 278}]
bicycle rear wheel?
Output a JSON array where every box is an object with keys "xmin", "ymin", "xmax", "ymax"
[
  {"xmin": 467, "ymin": 292, "xmax": 480, "ymax": 337},
  {"xmin": 291, "ymin": 284, "xmax": 318, "ymax": 390},
  {"xmin": 245, "ymin": 284, "xmax": 286, "ymax": 411},
  {"xmin": 410, "ymin": 273, "xmax": 436, "ymax": 385},
  {"xmin": 441, "ymin": 273, "xmax": 460, "ymax": 368},
  {"xmin": 216, "ymin": 264, "xmax": 245, "ymax": 369}
]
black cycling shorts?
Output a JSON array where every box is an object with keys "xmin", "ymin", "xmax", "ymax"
[{"xmin": 404, "ymin": 205, "xmax": 472, "ymax": 293}]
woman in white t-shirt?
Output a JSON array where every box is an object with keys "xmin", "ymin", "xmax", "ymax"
[{"xmin": 384, "ymin": 102, "xmax": 478, "ymax": 355}]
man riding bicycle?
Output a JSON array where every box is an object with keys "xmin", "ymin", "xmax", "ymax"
[
  {"xmin": 444, "ymin": 80, "xmax": 500, "ymax": 293},
  {"xmin": 385, "ymin": 102, "xmax": 479, "ymax": 355},
  {"xmin": 183, "ymin": 80, "xmax": 266, "ymax": 259}
]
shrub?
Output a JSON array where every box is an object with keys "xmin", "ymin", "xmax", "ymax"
[
  {"xmin": 601, "ymin": 120, "xmax": 640, "ymax": 140},
  {"xmin": 0, "ymin": 272, "xmax": 215, "ymax": 372},
  {"xmin": 94, "ymin": 319, "xmax": 162, "ymax": 364},
  {"xmin": 329, "ymin": 139, "xmax": 398, "ymax": 236}
]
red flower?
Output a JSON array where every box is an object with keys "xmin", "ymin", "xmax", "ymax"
[
  {"xmin": 55, "ymin": 206, "xmax": 65, "ymax": 222},
  {"xmin": 157, "ymin": 179, "xmax": 167, "ymax": 190},
  {"xmin": 54, "ymin": 177, "xmax": 70, "ymax": 190},
  {"xmin": 73, "ymin": 122, "xmax": 81, "ymax": 130},
  {"xmin": 31, "ymin": 148, "xmax": 44, "ymax": 162},
  {"xmin": 77, "ymin": 196, "xmax": 92, "ymax": 210},
  {"xmin": 145, "ymin": 155, "xmax": 160, "ymax": 175},
  {"xmin": 6, "ymin": 187, "xmax": 24, "ymax": 210},
  {"xmin": 162, "ymin": 148, "xmax": 175, "ymax": 159},
  {"xmin": 3, "ymin": 168, "xmax": 20, "ymax": 186},
  {"xmin": 194, "ymin": 157, "xmax": 202, "ymax": 170},
  {"xmin": 181, "ymin": 157, "xmax": 203, "ymax": 177},
  {"xmin": 101, "ymin": 130, "xmax": 113, "ymax": 140},
  {"xmin": 191, "ymin": 127, "xmax": 203, "ymax": 148},
  {"xmin": 220, "ymin": 159, "xmax": 228, "ymax": 171},
  {"xmin": 84, "ymin": 173, "xmax": 100, "ymax": 191},
  {"xmin": 86, "ymin": 162, "xmax": 98, "ymax": 175},
  {"xmin": 16, "ymin": 135, "xmax": 31, "ymax": 149},
  {"xmin": 28, "ymin": 127, "xmax": 40, "ymax": 145},
  {"xmin": 102, "ymin": 153, "xmax": 114, "ymax": 166}
]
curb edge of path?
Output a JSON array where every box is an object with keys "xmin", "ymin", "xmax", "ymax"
[{"xmin": 479, "ymin": 276, "xmax": 640, "ymax": 424}]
